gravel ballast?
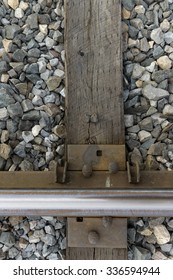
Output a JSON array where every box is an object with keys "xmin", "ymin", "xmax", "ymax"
[{"xmin": 0, "ymin": 0, "xmax": 173, "ymax": 260}]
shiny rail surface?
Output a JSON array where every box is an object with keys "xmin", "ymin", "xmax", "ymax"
[{"xmin": 0, "ymin": 189, "xmax": 173, "ymax": 216}]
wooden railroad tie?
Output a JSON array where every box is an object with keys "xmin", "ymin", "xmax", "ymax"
[{"xmin": 1, "ymin": 0, "xmax": 173, "ymax": 260}]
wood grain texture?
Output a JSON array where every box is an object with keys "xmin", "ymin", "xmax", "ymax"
[
  {"xmin": 66, "ymin": 248, "xmax": 127, "ymax": 260},
  {"xmin": 65, "ymin": 0, "xmax": 124, "ymax": 145},
  {"xmin": 65, "ymin": 0, "xmax": 127, "ymax": 260}
]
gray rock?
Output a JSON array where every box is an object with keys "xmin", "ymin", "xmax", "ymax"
[
  {"xmin": 15, "ymin": 83, "xmax": 28, "ymax": 96},
  {"xmin": 45, "ymin": 37, "xmax": 55, "ymax": 49},
  {"xmin": 122, "ymin": 0, "xmax": 135, "ymax": 11},
  {"xmin": 152, "ymin": 69, "xmax": 173, "ymax": 83},
  {"xmin": 133, "ymin": 246, "xmax": 151, "ymax": 260},
  {"xmin": 5, "ymin": 24, "xmax": 20, "ymax": 39},
  {"xmin": 45, "ymin": 225, "xmax": 55, "ymax": 235},
  {"xmin": 124, "ymin": 115, "xmax": 134, "ymax": 128},
  {"xmin": 46, "ymin": 76, "xmax": 61, "ymax": 91},
  {"xmin": 138, "ymin": 130, "xmax": 152, "ymax": 143},
  {"xmin": 0, "ymin": 249, "xmax": 6, "ymax": 260},
  {"xmin": 160, "ymin": 243, "xmax": 172, "ymax": 253},
  {"xmin": 22, "ymin": 111, "xmax": 40, "ymax": 121},
  {"xmin": 151, "ymin": 28, "xmax": 164, "ymax": 44},
  {"xmin": 60, "ymin": 237, "xmax": 66, "ymax": 250},
  {"xmin": 164, "ymin": 32, "xmax": 173, "ymax": 44},
  {"xmin": 127, "ymin": 125, "xmax": 140, "ymax": 133},
  {"xmin": 142, "ymin": 84, "xmax": 169, "ymax": 101},
  {"xmin": 148, "ymin": 143, "xmax": 166, "ymax": 156},
  {"xmin": 22, "ymin": 131, "xmax": 34, "ymax": 143},
  {"xmin": 132, "ymin": 64, "xmax": 145, "ymax": 79},
  {"xmin": 26, "ymin": 74, "xmax": 41, "ymax": 84},
  {"xmin": 19, "ymin": 160, "xmax": 33, "ymax": 171},
  {"xmin": 139, "ymin": 117, "xmax": 153, "ymax": 131},
  {"xmin": 0, "ymin": 88, "xmax": 15, "ymax": 108},
  {"xmin": 8, "ymin": 247, "xmax": 20, "ymax": 259},
  {"xmin": 14, "ymin": 143, "xmax": 26, "ymax": 158},
  {"xmin": 163, "ymin": 104, "xmax": 173, "ymax": 115},
  {"xmin": 28, "ymin": 48, "xmax": 41, "ymax": 58},
  {"xmin": 152, "ymin": 251, "xmax": 168, "ymax": 260},
  {"xmin": 153, "ymin": 46, "xmax": 164, "ymax": 59},
  {"xmin": 125, "ymin": 96, "xmax": 139, "ymax": 109},
  {"xmin": 25, "ymin": 63, "xmax": 39, "ymax": 74},
  {"xmin": 7, "ymin": 102, "xmax": 23, "ymax": 118},
  {"xmin": 0, "ymin": 232, "xmax": 15, "ymax": 247},
  {"xmin": 0, "ymin": 61, "xmax": 8, "ymax": 74},
  {"xmin": 41, "ymin": 234, "xmax": 57, "ymax": 246},
  {"xmin": 12, "ymin": 49, "xmax": 27, "ymax": 62},
  {"xmin": 21, "ymin": 100, "xmax": 34, "ymax": 112},
  {"xmin": 26, "ymin": 14, "xmax": 38, "ymax": 29}
]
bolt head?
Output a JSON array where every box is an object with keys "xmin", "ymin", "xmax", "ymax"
[
  {"xmin": 88, "ymin": 231, "xmax": 100, "ymax": 245},
  {"xmin": 82, "ymin": 164, "xmax": 92, "ymax": 177},
  {"xmin": 108, "ymin": 161, "xmax": 119, "ymax": 174}
]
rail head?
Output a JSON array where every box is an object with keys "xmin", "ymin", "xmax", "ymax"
[{"xmin": 0, "ymin": 189, "xmax": 173, "ymax": 217}]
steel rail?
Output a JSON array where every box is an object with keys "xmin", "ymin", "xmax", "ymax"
[{"xmin": 0, "ymin": 189, "xmax": 173, "ymax": 216}]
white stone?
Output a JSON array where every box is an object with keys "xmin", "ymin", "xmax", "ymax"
[
  {"xmin": 142, "ymin": 84, "xmax": 169, "ymax": 101},
  {"xmin": 0, "ymin": 108, "xmax": 8, "ymax": 120},
  {"xmin": 135, "ymin": 5, "xmax": 145, "ymax": 14},
  {"xmin": 163, "ymin": 104, "xmax": 173, "ymax": 115},
  {"xmin": 60, "ymin": 88, "xmax": 65, "ymax": 98},
  {"xmin": 157, "ymin": 56, "xmax": 172, "ymax": 70},
  {"xmin": 153, "ymin": 225, "xmax": 170, "ymax": 245},
  {"xmin": 19, "ymin": 1, "xmax": 29, "ymax": 10},
  {"xmin": 124, "ymin": 115, "xmax": 134, "ymax": 128},
  {"xmin": 37, "ymin": 60, "xmax": 47, "ymax": 73},
  {"xmin": 54, "ymin": 69, "xmax": 64, "ymax": 78},
  {"xmin": 61, "ymin": 50, "xmax": 65, "ymax": 63},
  {"xmin": 150, "ymin": 100, "xmax": 157, "ymax": 107},
  {"xmin": 1, "ymin": 130, "xmax": 9, "ymax": 143},
  {"xmin": 160, "ymin": 19, "xmax": 170, "ymax": 32},
  {"xmin": 138, "ymin": 130, "xmax": 151, "ymax": 143},
  {"xmin": 2, "ymin": 39, "xmax": 12, "ymax": 53},
  {"xmin": 164, "ymin": 45, "xmax": 173, "ymax": 53},
  {"xmin": 32, "ymin": 125, "xmax": 41, "ymax": 137},
  {"xmin": 45, "ymin": 37, "xmax": 55, "ymax": 49},
  {"xmin": 8, "ymin": 0, "xmax": 19, "ymax": 9},
  {"xmin": 35, "ymin": 32, "xmax": 45, "ymax": 43},
  {"xmin": 1, "ymin": 74, "xmax": 9, "ymax": 83},
  {"xmin": 151, "ymin": 28, "xmax": 164, "ymax": 44},
  {"xmin": 140, "ymin": 71, "xmax": 150, "ymax": 81},
  {"xmin": 40, "ymin": 69, "xmax": 50, "ymax": 81},
  {"xmin": 146, "ymin": 61, "xmax": 156, "ymax": 72},
  {"xmin": 15, "ymin": 7, "xmax": 24, "ymax": 19},
  {"xmin": 39, "ymin": 25, "xmax": 48, "ymax": 35}
]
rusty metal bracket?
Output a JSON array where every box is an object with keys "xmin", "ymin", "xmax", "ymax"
[
  {"xmin": 127, "ymin": 161, "xmax": 140, "ymax": 184},
  {"xmin": 67, "ymin": 144, "xmax": 126, "ymax": 172},
  {"xmin": 67, "ymin": 217, "xmax": 127, "ymax": 248}
]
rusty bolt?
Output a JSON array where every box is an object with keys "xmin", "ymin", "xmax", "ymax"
[
  {"xmin": 108, "ymin": 161, "xmax": 119, "ymax": 174},
  {"xmin": 82, "ymin": 164, "xmax": 92, "ymax": 178},
  {"xmin": 88, "ymin": 231, "xmax": 100, "ymax": 245}
]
